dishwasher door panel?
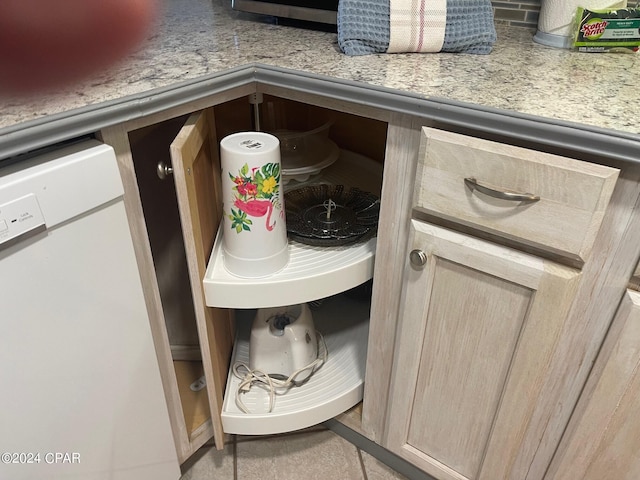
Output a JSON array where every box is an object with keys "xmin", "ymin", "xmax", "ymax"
[{"xmin": 0, "ymin": 141, "xmax": 180, "ymax": 480}]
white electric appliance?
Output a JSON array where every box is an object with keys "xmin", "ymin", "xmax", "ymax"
[
  {"xmin": 0, "ymin": 140, "xmax": 180, "ymax": 480},
  {"xmin": 249, "ymin": 303, "xmax": 319, "ymax": 383}
]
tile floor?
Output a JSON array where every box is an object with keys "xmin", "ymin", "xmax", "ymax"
[{"xmin": 180, "ymin": 426, "xmax": 408, "ymax": 480}]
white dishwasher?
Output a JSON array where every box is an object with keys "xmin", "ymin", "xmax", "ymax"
[{"xmin": 0, "ymin": 140, "xmax": 180, "ymax": 480}]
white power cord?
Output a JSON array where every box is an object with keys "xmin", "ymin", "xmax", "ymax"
[{"xmin": 233, "ymin": 331, "xmax": 328, "ymax": 414}]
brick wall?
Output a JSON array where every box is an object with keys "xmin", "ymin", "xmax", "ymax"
[{"xmin": 492, "ymin": 0, "xmax": 541, "ymax": 29}]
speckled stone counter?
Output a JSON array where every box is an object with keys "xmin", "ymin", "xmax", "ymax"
[{"xmin": 0, "ymin": 0, "xmax": 638, "ymax": 152}]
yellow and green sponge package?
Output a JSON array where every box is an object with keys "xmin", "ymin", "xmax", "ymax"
[{"xmin": 573, "ymin": 7, "xmax": 640, "ymax": 52}]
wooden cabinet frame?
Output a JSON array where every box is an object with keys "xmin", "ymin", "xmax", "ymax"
[
  {"xmin": 375, "ymin": 162, "xmax": 640, "ymax": 479},
  {"xmin": 99, "ymin": 86, "xmax": 392, "ymax": 461},
  {"xmin": 547, "ymin": 289, "xmax": 640, "ymax": 479},
  {"xmin": 99, "ymin": 85, "xmax": 255, "ymax": 461},
  {"xmin": 100, "ymin": 81, "xmax": 640, "ymax": 477},
  {"xmin": 170, "ymin": 108, "xmax": 234, "ymax": 449}
]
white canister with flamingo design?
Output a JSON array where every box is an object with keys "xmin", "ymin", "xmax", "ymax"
[{"xmin": 220, "ymin": 131, "xmax": 289, "ymax": 278}]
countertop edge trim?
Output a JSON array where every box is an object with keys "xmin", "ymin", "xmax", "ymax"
[
  {"xmin": 0, "ymin": 65, "xmax": 257, "ymax": 161},
  {"xmin": 1, "ymin": 63, "xmax": 639, "ymax": 166},
  {"xmin": 252, "ymin": 65, "xmax": 640, "ymax": 165}
]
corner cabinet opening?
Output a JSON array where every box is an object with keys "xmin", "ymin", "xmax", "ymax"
[
  {"xmin": 120, "ymin": 94, "xmax": 388, "ymax": 458},
  {"xmin": 172, "ymin": 97, "xmax": 386, "ymax": 439}
]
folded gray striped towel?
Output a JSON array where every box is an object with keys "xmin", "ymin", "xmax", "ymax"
[{"xmin": 337, "ymin": 0, "xmax": 497, "ymax": 55}]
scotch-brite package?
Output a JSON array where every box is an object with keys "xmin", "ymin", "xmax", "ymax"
[{"xmin": 573, "ymin": 7, "xmax": 640, "ymax": 52}]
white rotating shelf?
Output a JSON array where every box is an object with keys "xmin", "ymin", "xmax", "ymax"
[
  {"xmin": 221, "ymin": 293, "xmax": 369, "ymax": 435},
  {"xmin": 204, "ymin": 233, "xmax": 376, "ymax": 308},
  {"xmin": 203, "ymin": 149, "xmax": 382, "ymax": 309}
]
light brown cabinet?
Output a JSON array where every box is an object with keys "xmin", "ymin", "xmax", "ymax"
[
  {"xmin": 545, "ymin": 288, "xmax": 640, "ymax": 480},
  {"xmin": 370, "ymin": 127, "xmax": 640, "ymax": 480},
  {"xmin": 99, "ymin": 86, "xmax": 640, "ymax": 478},
  {"xmin": 169, "ymin": 108, "xmax": 235, "ymax": 450},
  {"xmin": 385, "ymin": 220, "xmax": 581, "ymax": 480},
  {"xmin": 413, "ymin": 127, "xmax": 619, "ymax": 264}
]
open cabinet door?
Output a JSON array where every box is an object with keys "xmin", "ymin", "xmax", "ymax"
[{"xmin": 170, "ymin": 108, "xmax": 234, "ymax": 450}]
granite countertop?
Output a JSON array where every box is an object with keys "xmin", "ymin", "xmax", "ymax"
[{"xmin": 1, "ymin": 0, "xmax": 638, "ymax": 146}]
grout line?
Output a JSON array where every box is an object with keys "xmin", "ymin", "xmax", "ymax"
[
  {"xmin": 233, "ymin": 435, "xmax": 238, "ymax": 480},
  {"xmin": 357, "ymin": 448, "xmax": 369, "ymax": 480}
]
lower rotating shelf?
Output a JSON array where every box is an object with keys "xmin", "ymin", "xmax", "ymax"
[{"xmin": 221, "ymin": 292, "xmax": 370, "ymax": 435}]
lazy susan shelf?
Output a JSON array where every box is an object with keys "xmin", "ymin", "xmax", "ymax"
[
  {"xmin": 221, "ymin": 293, "xmax": 369, "ymax": 435},
  {"xmin": 202, "ymin": 149, "xmax": 382, "ymax": 309},
  {"xmin": 203, "ymin": 233, "xmax": 376, "ymax": 309}
]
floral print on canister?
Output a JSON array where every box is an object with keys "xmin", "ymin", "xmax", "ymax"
[
  {"xmin": 220, "ymin": 131, "xmax": 289, "ymax": 278},
  {"xmin": 227, "ymin": 162, "xmax": 282, "ymax": 233}
]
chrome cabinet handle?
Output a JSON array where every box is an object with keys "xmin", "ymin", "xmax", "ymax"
[
  {"xmin": 157, "ymin": 161, "xmax": 173, "ymax": 180},
  {"xmin": 409, "ymin": 249, "xmax": 428, "ymax": 267},
  {"xmin": 464, "ymin": 177, "xmax": 540, "ymax": 202}
]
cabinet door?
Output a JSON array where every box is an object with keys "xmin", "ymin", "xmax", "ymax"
[
  {"xmin": 546, "ymin": 289, "xmax": 640, "ymax": 480},
  {"xmin": 170, "ymin": 109, "xmax": 234, "ymax": 450},
  {"xmin": 385, "ymin": 220, "xmax": 581, "ymax": 480}
]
